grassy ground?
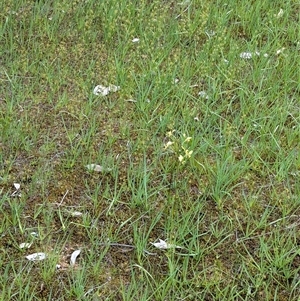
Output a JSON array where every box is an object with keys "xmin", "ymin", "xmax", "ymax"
[{"xmin": 0, "ymin": 0, "xmax": 299, "ymax": 300}]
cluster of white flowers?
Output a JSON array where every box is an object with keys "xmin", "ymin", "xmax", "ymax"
[{"xmin": 164, "ymin": 131, "xmax": 193, "ymax": 164}]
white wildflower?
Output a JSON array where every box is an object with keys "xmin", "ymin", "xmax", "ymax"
[
  {"xmin": 205, "ymin": 30, "xmax": 216, "ymax": 38},
  {"xmin": 275, "ymin": 9, "xmax": 284, "ymax": 18},
  {"xmin": 198, "ymin": 91, "xmax": 209, "ymax": 99},
  {"xmin": 178, "ymin": 155, "xmax": 185, "ymax": 163},
  {"xmin": 185, "ymin": 149, "xmax": 193, "ymax": 158},
  {"xmin": 276, "ymin": 47, "xmax": 285, "ymax": 55},
  {"xmin": 166, "ymin": 130, "xmax": 175, "ymax": 137},
  {"xmin": 183, "ymin": 136, "xmax": 192, "ymax": 143},
  {"xmin": 164, "ymin": 141, "xmax": 174, "ymax": 149}
]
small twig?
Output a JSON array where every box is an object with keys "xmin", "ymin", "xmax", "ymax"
[
  {"xmin": 98, "ymin": 242, "xmax": 135, "ymax": 248},
  {"xmin": 268, "ymin": 215, "xmax": 299, "ymax": 226},
  {"xmin": 58, "ymin": 190, "xmax": 69, "ymax": 207},
  {"xmin": 175, "ymin": 1, "xmax": 192, "ymax": 19},
  {"xmin": 97, "ymin": 242, "xmax": 157, "ymax": 255}
]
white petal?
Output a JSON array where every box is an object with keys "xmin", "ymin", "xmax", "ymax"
[
  {"xmin": 178, "ymin": 155, "xmax": 185, "ymax": 162},
  {"xmin": 150, "ymin": 239, "xmax": 182, "ymax": 250},
  {"xmin": 132, "ymin": 38, "xmax": 140, "ymax": 43},
  {"xmin": 205, "ymin": 30, "xmax": 216, "ymax": 37},
  {"xmin": 125, "ymin": 99, "xmax": 137, "ymax": 102},
  {"xmin": 240, "ymin": 52, "xmax": 252, "ymax": 59},
  {"xmin": 26, "ymin": 252, "xmax": 46, "ymax": 261},
  {"xmin": 86, "ymin": 164, "xmax": 111, "ymax": 172},
  {"xmin": 93, "ymin": 85, "xmax": 110, "ymax": 96},
  {"xmin": 14, "ymin": 183, "xmax": 21, "ymax": 190},
  {"xmin": 70, "ymin": 211, "xmax": 83, "ymax": 217},
  {"xmin": 276, "ymin": 9, "xmax": 284, "ymax": 18},
  {"xmin": 19, "ymin": 242, "xmax": 32, "ymax": 249},
  {"xmin": 108, "ymin": 85, "xmax": 120, "ymax": 93},
  {"xmin": 276, "ymin": 47, "xmax": 285, "ymax": 55},
  {"xmin": 70, "ymin": 249, "xmax": 81, "ymax": 266},
  {"xmin": 164, "ymin": 141, "xmax": 174, "ymax": 149},
  {"xmin": 86, "ymin": 164, "xmax": 104, "ymax": 172},
  {"xmin": 93, "ymin": 84, "xmax": 120, "ymax": 96},
  {"xmin": 198, "ymin": 91, "xmax": 209, "ymax": 99}
]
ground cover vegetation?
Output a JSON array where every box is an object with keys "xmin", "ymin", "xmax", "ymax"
[{"xmin": 0, "ymin": 0, "xmax": 299, "ymax": 300}]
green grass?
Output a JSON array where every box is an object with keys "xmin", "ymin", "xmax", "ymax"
[{"xmin": 0, "ymin": 0, "xmax": 299, "ymax": 300}]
